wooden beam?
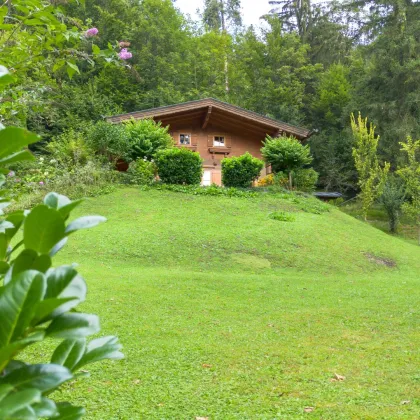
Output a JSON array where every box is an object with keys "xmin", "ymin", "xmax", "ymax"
[{"xmin": 202, "ymin": 106, "xmax": 212, "ymax": 129}]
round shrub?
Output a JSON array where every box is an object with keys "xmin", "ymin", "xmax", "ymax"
[
  {"xmin": 221, "ymin": 152, "xmax": 264, "ymax": 188},
  {"xmin": 124, "ymin": 118, "xmax": 174, "ymax": 161},
  {"xmin": 86, "ymin": 121, "xmax": 130, "ymax": 161},
  {"xmin": 272, "ymin": 169, "xmax": 318, "ymax": 192},
  {"xmin": 293, "ymin": 168, "xmax": 319, "ymax": 192},
  {"xmin": 155, "ymin": 148, "xmax": 203, "ymax": 185},
  {"xmin": 126, "ymin": 159, "xmax": 156, "ymax": 185},
  {"xmin": 261, "ymin": 135, "xmax": 313, "ymax": 174}
]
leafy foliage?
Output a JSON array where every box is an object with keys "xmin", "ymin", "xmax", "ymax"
[
  {"xmin": 379, "ymin": 175, "xmax": 406, "ymax": 233},
  {"xmin": 124, "ymin": 119, "xmax": 174, "ymax": 162},
  {"xmin": 86, "ymin": 122, "xmax": 130, "ymax": 162},
  {"xmin": 397, "ymin": 136, "xmax": 420, "ymax": 243},
  {"xmin": 261, "ymin": 136, "xmax": 313, "ymax": 190},
  {"xmin": 0, "ymin": 66, "xmax": 122, "ymax": 419},
  {"xmin": 291, "ymin": 168, "xmax": 319, "ymax": 193},
  {"xmin": 351, "ymin": 113, "xmax": 390, "ymax": 220},
  {"xmin": 155, "ymin": 148, "xmax": 203, "ymax": 185},
  {"xmin": 261, "ymin": 136, "xmax": 313, "ymax": 174},
  {"xmin": 45, "ymin": 130, "xmax": 92, "ymax": 167},
  {"xmin": 221, "ymin": 153, "xmax": 264, "ymax": 188},
  {"xmin": 125, "ymin": 159, "xmax": 156, "ymax": 185}
]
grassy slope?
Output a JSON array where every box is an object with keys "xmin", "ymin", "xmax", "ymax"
[{"xmin": 50, "ymin": 188, "xmax": 419, "ymax": 419}]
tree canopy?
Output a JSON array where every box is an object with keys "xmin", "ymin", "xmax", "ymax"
[{"xmin": 0, "ymin": 0, "xmax": 418, "ymax": 193}]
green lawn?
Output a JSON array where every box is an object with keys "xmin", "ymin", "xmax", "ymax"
[
  {"xmin": 339, "ymin": 200, "xmax": 419, "ymax": 245},
  {"xmin": 45, "ymin": 188, "xmax": 420, "ymax": 419}
]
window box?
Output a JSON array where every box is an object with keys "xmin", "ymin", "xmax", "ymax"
[{"xmin": 208, "ymin": 147, "xmax": 231, "ymax": 154}]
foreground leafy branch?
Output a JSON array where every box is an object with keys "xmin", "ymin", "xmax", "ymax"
[{"xmin": 0, "ymin": 68, "xmax": 123, "ymax": 419}]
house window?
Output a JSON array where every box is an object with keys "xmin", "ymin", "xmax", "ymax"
[
  {"xmin": 179, "ymin": 134, "xmax": 191, "ymax": 145},
  {"xmin": 213, "ymin": 136, "xmax": 225, "ymax": 147}
]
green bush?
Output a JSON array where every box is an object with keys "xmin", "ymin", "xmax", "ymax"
[
  {"xmin": 221, "ymin": 152, "xmax": 264, "ymax": 188},
  {"xmin": 379, "ymin": 175, "xmax": 406, "ymax": 233},
  {"xmin": 0, "ymin": 115, "xmax": 123, "ymax": 418},
  {"xmin": 261, "ymin": 135, "xmax": 313, "ymax": 181},
  {"xmin": 270, "ymin": 168, "xmax": 318, "ymax": 192},
  {"xmin": 124, "ymin": 118, "xmax": 174, "ymax": 162},
  {"xmin": 45, "ymin": 129, "xmax": 93, "ymax": 167},
  {"xmin": 293, "ymin": 168, "xmax": 319, "ymax": 192},
  {"xmin": 86, "ymin": 121, "xmax": 130, "ymax": 161},
  {"xmin": 155, "ymin": 148, "xmax": 203, "ymax": 185},
  {"xmin": 125, "ymin": 159, "xmax": 156, "ymax": 185}
]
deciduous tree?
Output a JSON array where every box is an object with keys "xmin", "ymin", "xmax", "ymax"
[{"xmin": 351, "ymin": 113, "xmax": 390, "ymax": 220}]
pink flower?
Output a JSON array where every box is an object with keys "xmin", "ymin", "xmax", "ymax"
[
  {"xmin": 39, "ymin": 181, "xmax": 44, "ymax": 186},
  {"xmin": 118, "ymin": 48, "xmax": 132, "ymax": 60},
  {"xmin": 85, "ymin": 27, "xmax": 99, "ymax": 37},
  {"xmin": 119, "ymin": 41, "xmax": 131, "ymax": 48},
  {"xmin": 7, "ymin": 171, "xmax": 15, "ymax": 177}
]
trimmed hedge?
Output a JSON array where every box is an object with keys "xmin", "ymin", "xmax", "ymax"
[
  {"xmin": 155, "ymin": 148, "xmax": 203, "ymax": 185},
  {"xmin": 221, "ymin": 152, "xmax": 264, "ymax": 188}
]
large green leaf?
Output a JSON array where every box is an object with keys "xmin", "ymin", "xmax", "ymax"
[
  {"xmin": 55, "ymin": 402, "xmax": 85, "ymax": 420},
  {"xmin": 43, "ymin": 192, "xmax": 71, "ymax": 210},
  {"xmin": 0, "ymin": 364, "xmax": 72, "ymax": 393},
  {"xmin": 0, "ymin": 385, "xmax": 13, "ymax": 402},
  {"xmin": 65, "ymin": 216, "xmax": 106, "ymax": 234},
  {"xmin": 32, "ymin": 397, "xmax": 57, "ymax": 418},
  {"xmin": 24, "ymin": 205, "xmax": 65, "ymax": 254},
  {"xmin": 0, "ymin": 388, "xmax": 41, "ymax": 418},
  {"xmin": 49, "ymin": 237, "xmax": 68, "ymax": 257},
  {"xmin": 46, "ymin": 313, "xmax": 100, "ymax": 339},
  {"xmin": 73, "ymin": 336, "xmax": 123, "ymax": 371},
  {"xmin": 0, "ymin": 127, "xmax": 39, "ymax": 160},
  {"xmin": 32, "ymin": 298, "xmax": 77, "ymax": 325},
  {"xmin": 0, "ymin": 332, "xmax": 45, "ymax": 372},
  {"xmin": 0, "ymin": 271, "xmax": 45, "ymax": 347},
  {"xmin": 51, "ymin": 339, "xmax": 86, "ymax": 370},
  {"xmin": 4, "ymin": 211, "xmax": 25, "ymax": 241},
  {"xmin": 12, "ymin": 249, "xmax": 51, "ymax": 275},
  {"xmin": 58, "ymin": 200, "xmax": 83, "ymax": 220},
  {"xmin": 0, "ymin": 233, "xmax": 7, "ymax": 261},
  {"xmin": 45, "ymin": 266, "xmax": 87, "ymax": 315},
  {"xmin": 0, "ymin": 150, "xmax": 34, "ymax": 166}
]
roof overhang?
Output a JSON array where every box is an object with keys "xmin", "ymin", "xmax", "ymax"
[{"xmin": 106, "ymin": 98, "xmax": 311, "ymax": 140}]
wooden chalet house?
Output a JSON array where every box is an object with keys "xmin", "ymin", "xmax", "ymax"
[{"xmin": 107, "ymin": 98, "xmax": 312, "ymax": 186}]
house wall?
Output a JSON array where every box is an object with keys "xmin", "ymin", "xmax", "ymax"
[{"xmin": 168, "ymin": 122, "xmax": 268, "ymax": 186}]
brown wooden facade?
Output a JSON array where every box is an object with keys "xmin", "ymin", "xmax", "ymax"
[{"xmin": 107, "ymin": 98, "xmax": 312, "ymax": 185}]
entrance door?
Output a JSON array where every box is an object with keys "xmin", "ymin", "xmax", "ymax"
[
  {"xmin": 211, "ymin": 171, "xmax": 222, "ymax": 186},
  {"xmin": 202, "ymin": 170, "xmax": 212, "ymax": 186}
]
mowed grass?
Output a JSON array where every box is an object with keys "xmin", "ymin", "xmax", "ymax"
[{"xmin": 43, "ymin": 188, "xmax": 420, "ymax": 419}]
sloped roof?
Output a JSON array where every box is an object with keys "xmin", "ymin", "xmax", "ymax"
[{"xmin": 106, "ymin": 98, "xmax": 312, "ymax": 140}]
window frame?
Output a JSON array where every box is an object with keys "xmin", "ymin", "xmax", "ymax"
[
  {"xmin": 179, "ymin": 133, "xmax": 191, "ymax": 146},
  {"xmin": 213, "ymin": 135, "xmax": 226, "ymax": 147}
]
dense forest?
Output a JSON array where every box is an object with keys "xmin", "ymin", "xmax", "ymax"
[{"xmin": 2, "ymin": 0, "xmax": 420, "ymax": 193}]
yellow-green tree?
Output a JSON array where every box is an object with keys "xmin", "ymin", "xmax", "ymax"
[
  {"xmin": 397, "ymin": 136, "xmax": 420, "ymax": 244},
  {"xmin": 351, "ymin": 113, "xmax": 390, "ymax": 220}
]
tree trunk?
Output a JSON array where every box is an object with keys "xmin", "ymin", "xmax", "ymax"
[
  {"xmin": 220, "ymin": 1, "xmax": 229, "ymax": 95},
  {"xmin": 224, "ymin": 56, "xmax": 229, "ymax": 94},
  {"xmin": 288, "ymin": 171, "xmax": 293, "ymax": 190}
]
